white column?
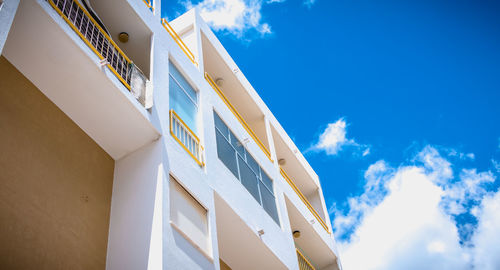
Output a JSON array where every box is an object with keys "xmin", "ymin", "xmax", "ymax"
[{"xmin": 106, "ymin": 140, "xmax": 166, "ymax": 270}]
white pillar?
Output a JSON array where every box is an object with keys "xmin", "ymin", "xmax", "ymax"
[{"xmin": 106, "ymin": 140, "xmax": 166, "ymax": 270}]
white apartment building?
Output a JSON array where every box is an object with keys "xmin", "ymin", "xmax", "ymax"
[{"xmin": 0, "ymin": 0, "xmax": 341, "ymax": 269}]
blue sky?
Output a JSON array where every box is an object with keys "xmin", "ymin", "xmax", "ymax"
[{"xmin": 164, "ymin": 1, "xmax": 500, "ymax": 269}]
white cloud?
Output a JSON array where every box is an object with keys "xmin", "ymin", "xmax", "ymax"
[
  {"xmin": 471, "ymin": 191, "xmax": 500, "ymax": 270},
  {"xmin": 446, "ymin": 148, "xmax": 475, "ymax": 161},
  {"xmin": 303, "ymin": 0, "xmax": 317, "ymax": 8},
  {"xmin": 492, "ymin": 159, "xmax": 500, "ymax": 173},
  {"xmin": 441, "ymin": 169, "xmax": 495, "ymax": 216},
  {"xmin": 332, "ymin": 146, "xmax": 499, "ymax": 270},
  {"xmin": 312, "ymin": 118, "xmax": 370, "ymax": 156},
  {"xmin": 184, "ymin": 0, "xmax": 276, "ymax": 37}
]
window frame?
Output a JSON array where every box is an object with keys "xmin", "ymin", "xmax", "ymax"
[
  {"xmin": 213, "ymin": 111, "xmax": 280, "ymax": 224},
  {"xmin": 168, "ymin": 61, "xmax": 200, "ymax": 134}
]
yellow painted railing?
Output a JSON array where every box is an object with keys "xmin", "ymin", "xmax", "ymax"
[
  {"xmin": 170, "ymin": 109, "xmax": 204, "ymax": 167},
  {"xmin": 162, "ymin": 18, "xmax": 198, "ymax": 66},
  {"xmin": 48, "ymin": 0, "xmax": 133, "ymax": 90},
  {"xmin": 280, "ymin": 168, "xmax": 330, "ymax": 234},
  {"xmin": 205, "ymin": 72, "xmax": 273, "ymax": 163},
  {"xmin": 297, "ymin": 249, "xmax": 316, "ymax": 270},
  {"xmin": 142, "ymin": 0, "xmax": 154, "ymax": 11}
]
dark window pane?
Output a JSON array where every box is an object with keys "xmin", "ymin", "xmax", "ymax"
[
  {"xmin": 260, "ymin": 171, "xmax": 273, "ymax": 193},
  {"xmin": 246, "ymin": 153, "xmax": 260, "ymax": 175},
  {"xmin": 216, "ymin": 130, "xmax": 239, "ymax": 178},
  {"xmin": 238, "ymin": 155, "xmax": 260, "ymax": 202},
  {"xmin": 213, "ymin": 111, "xmax": 228, "ymax": 139},
  {"xmin": 260, "ymin": 181, "xmax": 279, "ymax": 224},
  {"xmin": 229, "ymin": 130, "xmax": 245, "ymax": 156}
]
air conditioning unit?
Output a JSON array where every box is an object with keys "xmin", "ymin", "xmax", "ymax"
[{"xmin": 130, "ymin": 64, "xmax": 153, "ymax": 109}]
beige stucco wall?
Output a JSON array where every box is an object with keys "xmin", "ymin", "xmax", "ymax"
[{"xmin": 0, "ymin": 56, "xmax": 115, "ymax": 269}]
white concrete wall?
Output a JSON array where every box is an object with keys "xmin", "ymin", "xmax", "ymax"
[
  {"xmin": 2, "ymin": 0, "xmax": 341, "ymax": 268},
  {"xmin": 108, "ymin": 3, "xmax": 341, "ymax": 268},
  {"xmin": 106, "ymin": 140, "xmax": 164, "ymax": 270}
]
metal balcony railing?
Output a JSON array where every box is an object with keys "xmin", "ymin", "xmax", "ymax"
[
  {"xmin": 205, "ymin": 72, "xmax": 273, "ymax": 163},
  {"xmin": 170, "ymin": 109, "xmax": 204, "ymax": 167},
  {"xmin": 280, "ymin": 168, "xmax": 330, "ymax": 234},
  {"xmin": 297, "ymin": 249, "xmax": 316, "ymax": 270},
  {"xmin": 142, "ymin": 0, "xmax": 153, "ymax": 11},
  {"xmin": 162, "ymin": 18, "xmax": 198, "ymax": 66},
  {"xmin": 48, "ymin": 0, "xmax": 138, "ymax": 90}
]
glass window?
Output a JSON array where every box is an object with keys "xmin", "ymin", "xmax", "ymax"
[
  {"xmin": 213, "ymin": 111, "xmax": 280, "ymax": 225},
  {"xmin": 238, "ymin": 155, "xmax": 260, "ymax": 202},
  {"xmin": 260, "ymin": 171, "xmax": 273, "ymax": 193},
  {"xmin": 246, "ymin": 153, "xmax": 260, "ymax": 176},
  {"xmin": 169, "ymin": 62, "xmax": 198, "ymax": 133},
  {"xmin": 169, "ymin": 62, "xmax": 197, "ymax": 102},
  {"xmin": 230, "ymin": 130, "xmax": 245, "ymax": 157},
  {"xmin": 216, "ymin": 130, "xmax": 239, "ymax": 178},
  {"xmin": 214, "ymin": 111, "xmax": 228, "ymax": 138},
  {"xmin": 260, "ymin": 182, "xmax": 279, "ymax": 223}
]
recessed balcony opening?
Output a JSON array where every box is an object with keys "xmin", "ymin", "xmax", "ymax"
[
  {"xmin": 270, "ymin": 125, "xmax": 329, "ymax": 229},
  {"xmin": 285, "ymin": 197, "xmax": 339, "ymax": 270},
  {"xmin": 86, "ymin": 0, "xmax": 153, "ymax": 79},
  {"xmin": 201, "ymin": 33, "xmax": 272, "ymax": 162},
  {"xmin": 0, "ymin": 56, "xmax": 115, "ymax": 269},
  {"xmin": 163, "ymin": 9, "xmax": 200, "ymax": 67},
  {"xmin": 214, "ymin": 194, "xmax": 287, "ymax": 270}
]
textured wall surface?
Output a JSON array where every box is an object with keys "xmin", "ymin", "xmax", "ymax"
[{"xmin": 0, "ymin": 56, "xmax": 114, "ymax": 269}]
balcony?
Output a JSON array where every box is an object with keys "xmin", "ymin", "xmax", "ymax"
[
  {"xmin": 297, "ymin": 248, "xmax": 316, "ymax": 270},
  {"xmin": 205, "ymin": 72, "xmax": 273, "ymax": 163},
  {"xmin": 170, "ymin": 109, "xmax": 205, "ymax": 167},
  {"xmin": 200, "ymin": 31, "xmax": 273, "ymax": 165},
  {"xmin": 280, "ymin": 168, "xmax": 329, "ymax": 234},
  {"xmin": 285, "ymin": 197, "xmax": 339, "ymax": 270},
  {"xmin": 270, "ymin": 125, "xmax": 330, "ymax": 234},
  {"xmin": 214, "ymin": 194, "xmax": 288, "ymax": 270},
  {"xmin": 162, "ymin": 18, "xmax": 198, "ymax": 67},
  {"xmin": 3, "ymin": 0, "xmax": 159, "ymax": 159}
]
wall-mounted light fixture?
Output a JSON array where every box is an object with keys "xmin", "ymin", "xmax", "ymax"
[
  {"xmin": 215, "ymin": 77, "xmax": 224, "ymax": 87},
  {"xmin": 278, "ymin": 158, "xmax": 286, "ymax": 166},
  {"xmin": 118, "ymin": 32, "xmax": 129, "ymax": 43}
]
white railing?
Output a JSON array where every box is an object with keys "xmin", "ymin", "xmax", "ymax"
[
  {"xmin": 48, "ymin": 0, "xmax": 136, "ymax": 89},
  {"xmin": 170, "ymin": 109, "xmax": 204, "ymax": 167}
]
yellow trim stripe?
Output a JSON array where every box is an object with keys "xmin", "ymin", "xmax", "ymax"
[
  {"xmin": 281, "ymin": 168, "xmax": 330, "ymax": 234},
  {"xmin": 205, "ymin": 72, "xmax": 273, "ymax": 163},
  {"xmin": 162, "ymin": 18, "xmax": 198, "ymax": 66},
  {"xmin": 48, "ymin": 0, "xmax": 132, "ymax": 90},
  {"xmin": 296, "ymin": 249, "xmax": 316, "ymax": 270},
  {"xmin": 142, "ymin": 0, "xmax": 154, "ymax": 11}
]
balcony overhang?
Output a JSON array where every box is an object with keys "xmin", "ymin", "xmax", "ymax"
[
  {"xmin": 214, "ymin": 194, "xmax": 288, "ymax": 270},
  {"xmin": 285, "ymin": 197, "xmax": 339, "ymax": 269},
  {"xmin": 3, "ymin": 0, "xmax": 160, "ymax": 160}
]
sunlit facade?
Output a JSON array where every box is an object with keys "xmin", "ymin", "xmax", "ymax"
[{"xmin": 0, "ymin": 1, "xmax": 341, "ymax": 269}]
